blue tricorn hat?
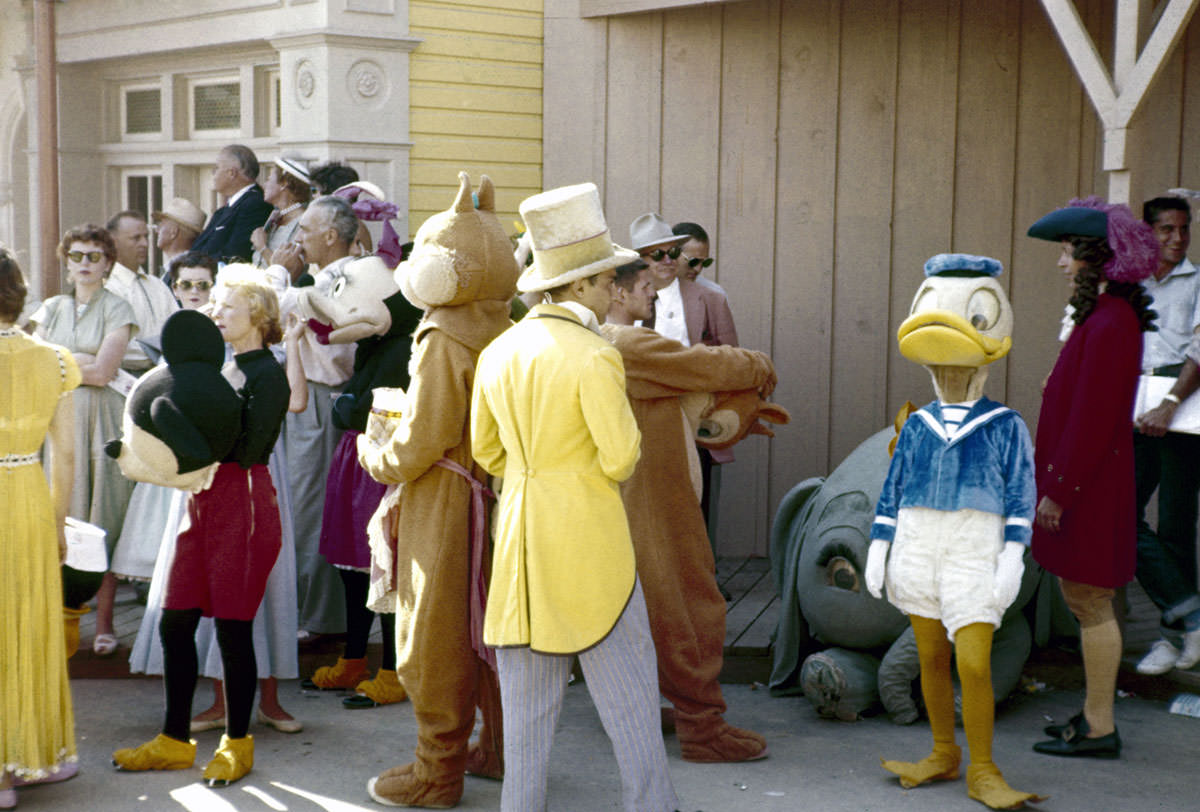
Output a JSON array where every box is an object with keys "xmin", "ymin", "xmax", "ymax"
[
  {"xmin": 1026, "ymin": 207, "xmax": 1108, "ymax": 241},
  {"xmin": 923, "ymin": 253, "xmax": 1003, "ymax": 278}
]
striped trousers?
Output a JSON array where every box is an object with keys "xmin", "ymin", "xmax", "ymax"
[{"xmin": 495, "ymin": 579, "xmax": 677, "ymax": 812}]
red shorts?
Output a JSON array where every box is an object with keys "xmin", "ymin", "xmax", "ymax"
[{"xmin": 164, "ymin": 462, "xmax": 282, "ymax": 621}]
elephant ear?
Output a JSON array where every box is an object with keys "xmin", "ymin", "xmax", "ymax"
[{"xmin": 768, "ymin": 478, "xmax": 825, "ymax": 693}]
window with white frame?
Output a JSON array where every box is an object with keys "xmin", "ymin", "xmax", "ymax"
[
  {"xmin": 122, "ymin": 84, "xmax": 162, "ymax": 138},
  {"xmin": 190, "ymin": 76, "xmax": 241, "ymax": 136},
  {"xmin": 124, "ymin": 171, "xmax": 164, "ymax": 275}
]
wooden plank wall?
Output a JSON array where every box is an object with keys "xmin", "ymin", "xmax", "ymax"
[
  {"xmin": 407, "ymin": 0, "xmax": 543, "ymax": 233},
  {"xmin": 544, "ymin": 0, "xmax": 1200, "ymax": 557}
]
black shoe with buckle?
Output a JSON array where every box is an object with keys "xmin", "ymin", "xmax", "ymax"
[
  {"xmin": 1042, "ymin": 711, "xmax": 1083, "ymax": 738},
  {"xmin": 1033, "ymin": 714, "xmax": 1121, "ymax": 759}
]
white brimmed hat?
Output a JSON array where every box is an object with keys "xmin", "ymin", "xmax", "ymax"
[
  {"xmin": 274, "ymin": 157, "xmax": 312, "ymax": 185},
  {"xmin": 629, "ymin": 212, "xmax": 688, "ymax": 252},
  {"xmin": 517, "ymin": 183, "xmax": 638, "ymax": 293},
  {"xmin": 152, "ymin": 198, "xmax": 207, "ymax": 234}
]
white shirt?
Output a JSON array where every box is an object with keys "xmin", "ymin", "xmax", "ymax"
[
  {"xmin": 105, "ymin": 261, "xmax": 179, "ymax": 370},
  {"xmin": 651, "ymin": 277, "xmax": 689, "ymax": 346},
  {"xmin": 555, "ymin": 300, "xmax": 601, "ymax": 334},
  {"xmin": 276, "ymin": 255, "xmax": 356, "ymax": 387},
  {"xmin": 1142, "ymin": 258, "xmax": 1200, "ymax": 370},
  {"xmin": 224, "ymin": 183, "xmax": 255, "ymax": 209}
]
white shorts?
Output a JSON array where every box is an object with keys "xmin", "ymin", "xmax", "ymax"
[{"xmin": 885, "ymin": 506, "xmax": 1004, "ymax": 640}]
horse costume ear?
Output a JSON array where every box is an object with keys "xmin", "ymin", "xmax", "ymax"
[
  {"xmin": 453, "ymin": 171, "xmax": 474, "ymax": 213},
  {"xmin": 477, "ymin": 175, "xmax": 496, "ymax": 212}
]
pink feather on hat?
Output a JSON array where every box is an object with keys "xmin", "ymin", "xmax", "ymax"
[{"xmin": 1067, "ymin": 196, "xmax": 1159, "ymax": 283}]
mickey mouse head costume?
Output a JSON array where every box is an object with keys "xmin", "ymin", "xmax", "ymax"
[{"xmin": 105, "ymin": 309, "xmax": 242, "ymax": 491}]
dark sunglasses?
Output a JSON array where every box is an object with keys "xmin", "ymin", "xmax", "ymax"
[
  {"xmin": 174, "ymin": 279, "xmax": 213, "ymax": 291},
  {"xmin": 67, "ymin": 250, "xmax": 105, "ymax": 263},
  {"xmin": 685, "ymin": 256, "xmax": 714, "ymax": 269},
  {"xmin": 644, "ymin": 246, "xmax": 681, "ymax": 261}
]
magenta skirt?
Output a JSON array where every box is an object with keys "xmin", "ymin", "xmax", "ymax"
[{"xmin": 318, "ymin": 430, "xmax": 387, "ymax": 569}]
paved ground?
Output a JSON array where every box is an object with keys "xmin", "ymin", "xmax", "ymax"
[{"xmin": 13, "ymin": 667, "xmax": 1200, "ymax": 812}]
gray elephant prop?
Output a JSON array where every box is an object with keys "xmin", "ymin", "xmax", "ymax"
[{"xmin": 769, "ymin": 425, "xmax": 1043, "ymax": 723}]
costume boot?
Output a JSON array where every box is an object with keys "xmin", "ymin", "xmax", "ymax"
[
  {"xmin": 302, "ymin": 656, "xmax": 368, "ymax": 690},
  {"xmin": 882, "ymin": 616, "xmax": 962, "ymax": 788},
  {"xmin": 203, "ymin": 734, "xmax": 254, "ymax": 787},
  {"xmin": 112, "ymin": 733, "xmax": 196, "ymax": 771},
  {"xmin": 351, "ymin": 669, "xmax": 408, "ymax": 706},
  {"xmin": 367, "ymin": 762, "xmax": 463, "ymax": 809},
  {"xmin": 64, "ymin": 606, "xmax": 89, "ymax": 659},
  {"xmin": 675, "ymin": 710, "xmax": 768, "ymax": 763}
]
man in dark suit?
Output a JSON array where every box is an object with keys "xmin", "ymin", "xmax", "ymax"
[{"xmin": 192, "ymin": 144, "xmax": 275, "ymax": 263}]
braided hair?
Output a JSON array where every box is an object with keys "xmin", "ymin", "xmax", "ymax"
[{"xmin": 1067, "ymin": 236, "xmax": 1156, "ymax": 332}]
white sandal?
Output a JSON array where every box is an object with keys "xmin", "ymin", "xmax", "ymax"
[{"xmin": 92, "ymin": 633, "xmax": 118, "ymax": 656}]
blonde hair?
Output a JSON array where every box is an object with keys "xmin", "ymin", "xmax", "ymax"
[{"xmin": 214, "ymin": 263, "xmax": 283, "ymax": 345}]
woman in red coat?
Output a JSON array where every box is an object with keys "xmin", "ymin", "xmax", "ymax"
[{"xmin": 1028, "ymin": 197, "xmax": 1158, "ymax": 759}]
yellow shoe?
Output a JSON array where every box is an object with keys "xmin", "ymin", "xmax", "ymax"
[
  {"xmin": 881, "ymin": 743, "xmax": 962, "ymax": 789},
  {"xmin": 967, "ymin": 764, "xmax": 1048, "ymax": 810},
  {"xmin": 203, "ymin": 734, "xmax": 254, "ymax": 787},
  {"xmin": 301, "ymin": 656, "xmax": 368, "ymax": 690},
  {"xmin": 64, "ymin": 606, "xmax": 90, "ymax": 659},
  {"xmin": 112, "ymin": 734, "xmax": 196, "ymax": 771},
  {"xmin": 349, "ymin": 669, "xmax": 408, "ymax": 707}
]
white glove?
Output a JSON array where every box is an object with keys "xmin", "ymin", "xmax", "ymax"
[
  {"xmin": 992, "ymin": 541, "xmax": 1026, "ymax": 611},
  {"xmin": 865, "ymin": 539, "xmax": 890, "ymax": 599}
]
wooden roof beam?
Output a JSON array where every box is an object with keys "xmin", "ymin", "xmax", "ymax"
[{"xmin": 1038, "ymin": 0, "xmax": 1199, "ymax": 202}]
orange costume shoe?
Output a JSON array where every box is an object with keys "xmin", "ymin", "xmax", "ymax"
[{"xmin": 302, "ymin": 656, "xmax": 368, "ymax": 690}]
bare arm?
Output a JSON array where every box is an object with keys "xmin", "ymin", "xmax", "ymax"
[
  {"xmin": 47, "ymin": 391, "xmax": 76, "ymax": 561},
  {"xmin": 284, "ymin": 313, "xmax": 309, "ymax": 413},
  {"xmin": 76, "ymin": 325, "xmax": 132, "ymax": 386}
]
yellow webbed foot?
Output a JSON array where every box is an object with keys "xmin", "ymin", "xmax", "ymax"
[
  {"xmin": 966, "ymin": 764, "xmax": 1048, "ymax": 809},
  {"xmin": 881, "ymin": 743, "xmax": 962, "ymax": 788}
]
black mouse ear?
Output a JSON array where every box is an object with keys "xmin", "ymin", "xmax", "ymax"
[{"xmin": 161, "ymin": 310, "xmax": 225, "ymax": 366}]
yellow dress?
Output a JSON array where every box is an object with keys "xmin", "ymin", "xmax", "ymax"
[{"xmin": 0, "ymin": 327, "xmax": 81, "ymax": 779}]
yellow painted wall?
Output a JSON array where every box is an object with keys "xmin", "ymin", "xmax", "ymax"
[{"xmin": 408, "ymin": 0, "xmax": 543, "ymax": 237}]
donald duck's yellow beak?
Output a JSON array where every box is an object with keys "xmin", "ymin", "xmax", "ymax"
[{"xmin": 897, "ymin": 309, "xmax": 1012, "ymax": 367}]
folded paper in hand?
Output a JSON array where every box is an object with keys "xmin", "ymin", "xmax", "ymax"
[{"xmin": 1135, "ymin": 375, "xmax": 1200, "ymax": 435}]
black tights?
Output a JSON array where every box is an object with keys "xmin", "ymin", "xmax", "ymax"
[
  {"xmin": 339, "ymin": 569, "xmax": 396, "ymax": 670},
  {"xmin": 160, "ymin": 609, "xmax": 257, "ymax": 742}
]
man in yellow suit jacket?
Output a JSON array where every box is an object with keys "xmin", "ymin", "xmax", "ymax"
[{"xmin": 471, "ymin": 183, "xmax": 677, "ymax": 812}]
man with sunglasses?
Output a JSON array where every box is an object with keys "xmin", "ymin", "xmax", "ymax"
[
  {"xmin": 629, "ymin": 212, "xmax": 737, "ymax": 348},
  {"xmin": 673, "ymin": 221, "xmax": 728, "ymax": 297}
]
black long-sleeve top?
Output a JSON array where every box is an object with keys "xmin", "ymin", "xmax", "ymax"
[
  {"xmin": 224, "ymin": 348, "xmax": 290, "ymax": 468},
  {"xmin": 331, "ymin": 291, "xmax": 423, "ymax": 432}
]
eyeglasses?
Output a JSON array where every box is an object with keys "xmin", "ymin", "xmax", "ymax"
[
  {"xmin": 67, "ymin": 250, "xmax": 105, "ymax": 263},
  {"xmin": 644, "ymin": 246, "xmax": 681, "ymax": 261},
  {"xmin": 174, "ymin": 279, "xmax": 213, "ymax": 292},
  {"xmin": 684, "ymin": 255, "xmax": 714, "ymax": 269}
]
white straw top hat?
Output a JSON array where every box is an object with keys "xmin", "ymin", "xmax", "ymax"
[
  {"xmin": 152, "ymin": 198, "xmax": 207, "ymax": 234},
  {"xmin": 629, "ymin": 212, "xmax": 689, "ymax": 252},
  {"xmin": 517, "ymin": 183, "xmax": 638, "ymax": 293}
]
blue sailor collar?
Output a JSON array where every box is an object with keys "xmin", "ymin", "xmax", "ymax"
[{"xmin": 914, "ymin": 396, "xmax": 1013, "ymax": 445}]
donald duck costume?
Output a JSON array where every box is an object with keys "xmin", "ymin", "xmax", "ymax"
[{"xmin": 865, "ymin": 253, "xmax": 1045, "ymax": 809}]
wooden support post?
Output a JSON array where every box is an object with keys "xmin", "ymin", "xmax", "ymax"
[
  {"xmin": 33, "ymin": 0, "xmax": 60, "ymax": 298},
  {"xmin": 1038, "ymin": 0, "xmax": 1200, "ymax": 203}
]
